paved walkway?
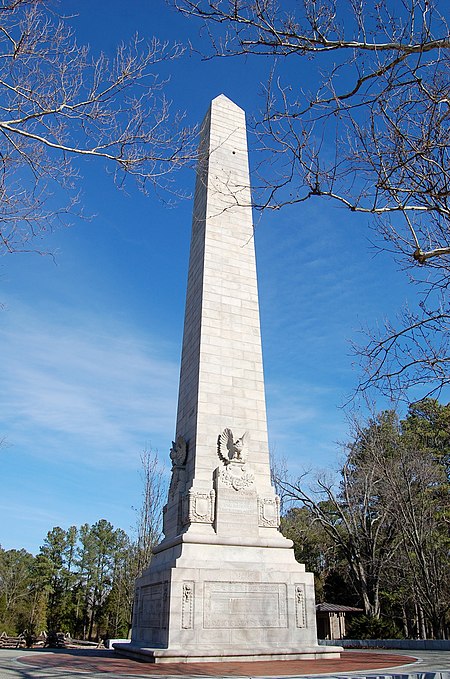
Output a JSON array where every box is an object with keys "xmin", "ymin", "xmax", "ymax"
[{"xmin": 0, "ymin": 647, "xmax": 449, "ymax": 679}]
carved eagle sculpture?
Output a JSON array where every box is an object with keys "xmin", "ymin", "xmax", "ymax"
[
  {"xmin": 217, "ymin": 428, "xmax": 248, "ymax": 465},
  {"xmin": 170, "ymin": 435, "xmax": 187, "ymax": 467}
]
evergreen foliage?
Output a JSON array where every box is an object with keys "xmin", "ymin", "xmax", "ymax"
[
  {"xmin": 278, "ymin": 399, "xmax": 450, "ymax": 639},
  {"xmin": 1, "ymin": 401, "xmax": 448, "ymax": 639},
  {"xmin": 0, "ymin": 522, "xmax": 137, "ymax": 640},
  {"xmin": 0, "ymin": 449, "xmax": 164, "ymax": 640}
]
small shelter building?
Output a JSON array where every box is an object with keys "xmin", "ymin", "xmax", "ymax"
[{"xmin": 316, "ymin": 603, "xmax": 363, "ymax": 640}]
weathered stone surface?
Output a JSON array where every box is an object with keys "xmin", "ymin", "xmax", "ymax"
[{"xmin": 115, "ymin": 94, "xmax": 341, "ymax": 663}]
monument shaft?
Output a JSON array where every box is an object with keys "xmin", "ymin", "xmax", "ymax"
[
  {"xmin": 117, "ymin": 95, "xmax": 341, "ymax": 663},
  {"xmin": 178, "ymin": 95, "xmax": 269, "ymax": 491},
  {"xmin": 163, "ymin": 95, "xmax": 274, "ymax": 544}
]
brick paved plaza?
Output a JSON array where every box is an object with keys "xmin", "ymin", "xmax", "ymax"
[{"xmin": 9, "ymin": 648, "xmax": 419, "ymax": 676}]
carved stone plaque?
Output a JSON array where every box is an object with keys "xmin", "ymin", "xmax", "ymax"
[{"xmin": 203, "ymin": 582, "xmax": 288, "ymax": 629}]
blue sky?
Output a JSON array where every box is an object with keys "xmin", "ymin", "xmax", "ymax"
[{"xmin": 0, "ymin": 1, "xmax": 418, "ymax": 554}]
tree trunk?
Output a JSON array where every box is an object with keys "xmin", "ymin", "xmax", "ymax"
[
  {"xmin": 402, "ymin": 605, "xmax": 409, "ymax": 638},
  {"xmin": 418, "ymin": 602, "xmax": 427, "ymax": 639}
]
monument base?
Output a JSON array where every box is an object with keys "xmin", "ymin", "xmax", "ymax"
[
  {"xmin": 114, "ymin": 534, "xmax": 342, "ymax": 664},
  {"xmin": 113, "ymin": 643, "xmax": 342, "ymax": 664}
]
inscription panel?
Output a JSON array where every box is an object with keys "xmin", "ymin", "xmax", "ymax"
[
  {"xmin": 140, "ymin": 581, "xmax": 168, "ymax": 629},
  {"xmin": 219, "ymin": 497, "xmax": 255, "ymax": 514},
  {"xmin": 203, "ymin": 582, "xmax": 287, "ymax": 629},
  {"xmin": 214, "ymin": 483, "xmax": 258, "ymax": 537}
]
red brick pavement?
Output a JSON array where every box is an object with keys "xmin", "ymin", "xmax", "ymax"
[{"xmin": 18, "ymin": 649, "xmax": 417, "ymax": 676}]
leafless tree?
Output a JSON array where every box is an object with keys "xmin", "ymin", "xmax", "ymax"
[
  {"xmin": 133, "ymin": 448, "xmax": 167, "ymax": 576},
  {"xmin": 175, "ymin": 0, "xmax": 450, "ymax": 400},
  {"xmin": 274, "ymin": 411, "xmax": 402, "ymax": 617},
  {"xmin": 274, "ymin": 404, "xmax": 449, "ymax": 633},
  {"xmin": 0, "ymin": 0, "xmax": 195, "ymax": 256}
]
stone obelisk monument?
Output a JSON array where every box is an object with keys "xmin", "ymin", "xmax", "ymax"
[{"xmin": 116, "ymin": 95, "xmax": 341, "ymax": 662}]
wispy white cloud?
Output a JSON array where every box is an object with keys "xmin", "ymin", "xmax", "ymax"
[
  {"xmin": 0, "ymin": 500, "xmax": 63, "ymax": 526},
  {"xmin": 265, "ymin": 377, "xmax": 347, "ymax": 475},
  {"xmin": 0, "ymin": 298, "xmax": 179, "ymax": 468},
  {"xmin": 256, "ymin": 201, "xmax": 384, "ymax": 344}
]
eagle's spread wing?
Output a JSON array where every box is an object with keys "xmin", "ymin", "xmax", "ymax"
[{"xmin": 218, "ymin": 427, "xmax": 234, "ymax": 464}]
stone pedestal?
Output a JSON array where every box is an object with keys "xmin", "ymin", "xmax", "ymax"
[
  {"xmin": 119, "ymin": 539, "xmax": 335, "ymax": 662},
  {"xmin": 114, "ymin": 95, "xmax": 341, "ymax": 663}
]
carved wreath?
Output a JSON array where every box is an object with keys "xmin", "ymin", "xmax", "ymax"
[{"xmin": 219, "ymin": 467, "xmax": 254, "ymax": 491}]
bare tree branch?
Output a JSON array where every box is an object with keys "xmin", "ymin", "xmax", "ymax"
[
  {"xmin": 133, "ymin": 448, "xmax": 167, "ymax": 576},
  {"xmin": 0, "ymin": 0, "xmax": 196, "ymax": 255},
  {"xmin": 175, "ymin": 0, "xmax": 450, "ymax": 400}
]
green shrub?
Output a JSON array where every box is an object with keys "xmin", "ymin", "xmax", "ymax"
[{"xmin": 346, "ymin": 615, "xmax": 403, "ymax": 639}]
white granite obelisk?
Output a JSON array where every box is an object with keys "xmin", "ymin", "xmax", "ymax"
[{"xmin": 116, "ymin": 95, "xmax": 341, "ymax": 662}]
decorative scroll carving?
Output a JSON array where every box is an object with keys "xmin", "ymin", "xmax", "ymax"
[
  {"xmin": 181, "ymin": 581, "xmax": 194, "ymax": 629},
  {"xmin": 133, "ymin": 588, "xmax": 141, "ymax": 627},
  {"xmin": 218, "ymin": 428, "xmax": 248, "ymax": 465},
  {"xmin": 162, "ymin": 582, "xmax": 169, "ymax": 629},
  {"xmin": 258, "ymin": 495, "xmax": 281, "ymax": 528},
  {"xmin": 183, "ymin": 489, "xmax": 216, "ymax": 525},
  {"xmin": 295, "ymin": 584, "xmax": 307, "ymax": 628}
]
